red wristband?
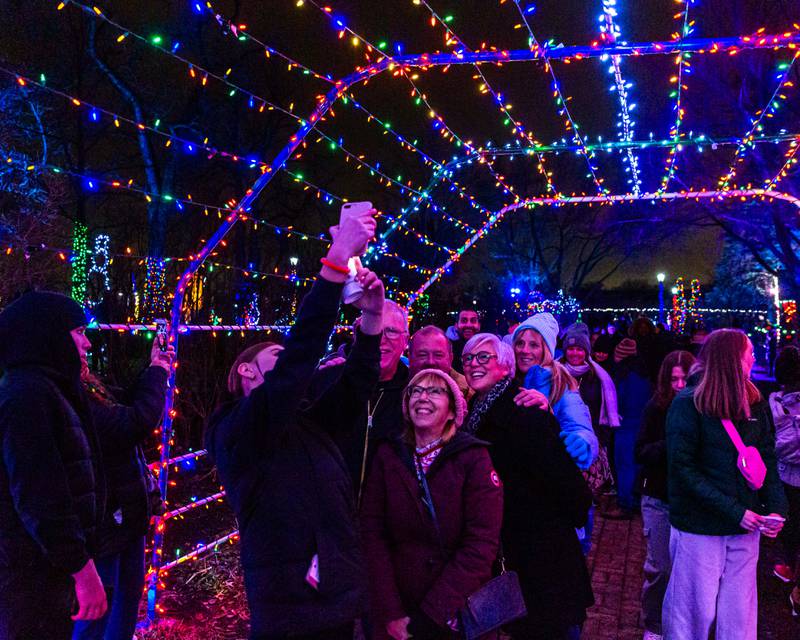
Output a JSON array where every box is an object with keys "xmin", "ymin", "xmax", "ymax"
[{"xmin": 320, "ymin": 257, "xmax": 350, "ymax": 275}]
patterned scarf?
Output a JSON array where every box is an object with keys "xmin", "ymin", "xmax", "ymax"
[
  {"xmin": 415, "ymin": 437, "xmax": 445, "ymax": 474},
  {"xmin": 464, "ymin": 376, "xmax": 512, "ymax": 435}
]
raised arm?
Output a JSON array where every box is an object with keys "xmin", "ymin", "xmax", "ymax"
[
  {"xmin": 91, "ymin": 354, "xmax": 170, "ymax": 452},
  {"xmin": 303, "ymin": 269, "xmax": 384, "ymax": 434}
]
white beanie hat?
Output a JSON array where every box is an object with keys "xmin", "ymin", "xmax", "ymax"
[{"xmin": 512, "ymin": 312, "xmax": 559, "ymax": 357}]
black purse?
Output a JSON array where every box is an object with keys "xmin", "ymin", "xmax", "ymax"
[{"xmin": 413, "ymin": 456, "xmax": 527, "ymax": 639}]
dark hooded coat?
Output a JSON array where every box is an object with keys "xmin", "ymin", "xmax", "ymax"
[{"xmin": 0, "ymin": 292, "xmax": 105, "ymax": 639}]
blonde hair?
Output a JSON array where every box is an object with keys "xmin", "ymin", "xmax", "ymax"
[
  {"xmin": 402, "ymin": 371, "xmax": 458, "ymax": 445},
  {"xmin": 538, "ymin": 341, "xmax": 578, "ymax": 405},
  {"xmin": 514, "ymin": 328, "xmax": 577, "ymax": 404},
  {"xmin": 693, "ymin": 329, "xmax": 761, "ymax": 420}
]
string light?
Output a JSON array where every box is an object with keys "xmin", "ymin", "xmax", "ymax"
[
  {"xmin": 38, "ymin": 1, "xmax": 800, "ymax": 614},
  {"xmin": 70, "ymin": 222, "xmax": 89, "ymax": 303},
  {"xmin": 718, "ymin": 48, "xmax": 800, "ymax": 191},
  {"xmin": 659, "ymin": 0, "xmax": 694, "ymax": 193},
  {"xmin": 508, "ymin": 0, "xmax": 607, "ymax": 195},
  {"xmin": 598, "ymin": 0, "xmax": 642, "ymax": 195},
  {"xmin": 87, "ymin": 233, "xmax": 111, "ymax": 293}
]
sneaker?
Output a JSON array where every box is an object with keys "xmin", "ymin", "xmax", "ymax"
[
  {"xmin": 643, "ymin": 631, "xmax": 663, "ymax": 640},
  {"xmin": 774, "ymin": 564, "xmax": 795, "ymax": 583}
]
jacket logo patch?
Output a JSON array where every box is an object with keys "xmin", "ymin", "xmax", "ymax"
[{"xmin": 490, "ymin": 470, "xmax": 501, "ymax": 487}]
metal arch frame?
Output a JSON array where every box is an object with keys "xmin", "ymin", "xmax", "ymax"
[
  {"xmin": 146, "ymin": 32, "xmax": 800, "ymax": 621},
  {"xmin": 405, "ymin": 189, "xmax": 800, "ymax": 305}
]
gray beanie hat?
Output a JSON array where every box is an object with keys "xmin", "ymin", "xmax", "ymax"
[{"xmin": 563, "ymin": 322, "xmax": 591, "ymax": 356}]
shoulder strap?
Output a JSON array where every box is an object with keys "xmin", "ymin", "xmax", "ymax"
[
  {"xmin": 414, "ymin": 455, "xmax": 446, "ymax": 555},
  {"xmin": 413, "ymin": 453, "xmax": 507, "ymax": 572},
  {"xmin": 721, "ymin": 418, "xmax": 746, "ymax": 454}
]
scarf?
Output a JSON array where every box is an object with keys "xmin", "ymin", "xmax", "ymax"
[
  {"xmin": 567, "ymin": 359, "xmax": 620, "ymax": 428},
  {"xmin": 464, "ymin": 376, "xmax": 512, "ymax": 435},
  {"xmin": 564, "ymin": 362, "xmax": 591, "ymax": 378},
  {"xmin": 415, "ymin": 437, "xmax": 444, "ymax": 474}
]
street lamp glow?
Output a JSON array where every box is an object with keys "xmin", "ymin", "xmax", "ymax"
[{"xmin": 656, "ymin": 272, "xmax": 666, "ymax": 283}]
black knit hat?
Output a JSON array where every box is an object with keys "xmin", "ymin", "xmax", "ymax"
[
  {"xmin": 592, "ymin": 333, "xmax": 615, "ymax": 355},
  {"xmin": 0, "ymin": 291, "xmax": 88, "ymax": 379}
]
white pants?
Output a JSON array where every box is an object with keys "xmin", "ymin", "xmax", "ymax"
[{"xmin": 662, "ymin": 527, "xmax": 760, "ymax": 640}]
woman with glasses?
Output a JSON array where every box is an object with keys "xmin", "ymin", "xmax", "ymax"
[
  {"xmin": 360, "ymin": 368, "xmax": 502, "ymax": 640},
  {"xmin": 461, "ymin": 333, "xmax": 593, "ymax": 640}
]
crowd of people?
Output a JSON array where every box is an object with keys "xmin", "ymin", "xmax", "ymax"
[{"xmin": 0, "ymin": 206, "xmax": 797, "ymax": 640}]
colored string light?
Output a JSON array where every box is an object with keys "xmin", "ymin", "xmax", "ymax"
[
  {"xmin": 718, "ymin": 48, "xmax": 800, "ymax": 190},
  {"xmin": 406, "ymin": 187, "xmax": 800, "ymax": 305},
  {"xmin": 598, "ymin": 0, "xmax": 642, "ymax": 195},
  {"xmin": 70, "ymin": 222, "xmax": 89, "ymax": 303},
  {"xmin": 764, "ymin": 138, "xmax": 800, "ymax": 190},
  {"xmin": 659, "ymin": 0, "xmax": 694, "ymax": 193},
  {"xmin": 205, "ymin": 4, "xmax": 493, "ymax": 220},
  {"xmin": 508, "ymin": 0, "xmax": 607, "ymax": 195},
  {"xmin": 416, "ymin": 0, "xmax": 555, "ymax": 198},
  {"xmin": 58, "ymin": 3, "xmax": 469, "ymax": 227},
  {"xmin": 1, "ymin": 151, "xmax": 443, "ymax": 273}
]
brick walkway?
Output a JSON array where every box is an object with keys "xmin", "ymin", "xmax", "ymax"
[
  {"xmin": 582, "ymin": 500, "xmax": 798, "ymax": 640},
  {"xmin": 583, "ymin": 505, "xmax": 646, "ymax": 640}
]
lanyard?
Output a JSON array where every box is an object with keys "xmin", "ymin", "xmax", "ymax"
[{"xmin": 358, "ymin": 390, "xmax": 384, "ymax": 507}]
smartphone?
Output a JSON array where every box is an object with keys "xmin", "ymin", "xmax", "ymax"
[
  {"xmin": 341, "ymin": 201, "xmax": 373, "ymax": 218},
  {"xmin": 154, "ymin": 319, "xmax": 168, "ymax": 352},
  {"xmin": 761, "ymin": 515, "xmax": 786, "ymax": 524}
]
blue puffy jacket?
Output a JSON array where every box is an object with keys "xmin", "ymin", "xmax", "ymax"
[{"xmin": 524, "ymin": 365, "xmax": 599, "ymax": 467}]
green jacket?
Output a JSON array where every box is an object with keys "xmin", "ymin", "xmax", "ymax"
[{"xmin": 666, "ymin": 387, "xmax": 787, "ymax": 536}]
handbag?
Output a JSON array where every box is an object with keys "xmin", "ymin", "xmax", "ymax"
[
  {"xmin": 721, "ymin": 418, "xmax": 767, "ymax": 491},
  {"xmin": 413, "ymin": 456, "xmax": 527, "ymax": 639}
]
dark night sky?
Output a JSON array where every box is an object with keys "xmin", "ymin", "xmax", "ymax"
[{"xmin": 2, "ymin": 0, "xmax": 799, "ymax": 302}]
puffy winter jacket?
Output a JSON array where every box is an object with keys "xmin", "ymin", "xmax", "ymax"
[
  {"xmin": 770, "ymin": 390, "xmax": 800, "ymax": 487},
  {"xmin": 524, "ymin": 364, "xmax": 599, "ymax": 465}
]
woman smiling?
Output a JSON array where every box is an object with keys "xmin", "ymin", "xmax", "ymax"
[
  {"xmin": 360, "ymin": 369, "xmax": 502, "ymax": 640},
  {"xmin": 461, "ymin": 333, "xmax": 593, "ymax": 640}
]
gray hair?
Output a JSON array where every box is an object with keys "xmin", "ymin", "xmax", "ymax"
[
  {"xmin": 383, "ymin": 299, "xmax": 409, "ymax": 329},
  {"xmin": 463, "ymin": 332, "xmax": 515, "ymax": 373}
]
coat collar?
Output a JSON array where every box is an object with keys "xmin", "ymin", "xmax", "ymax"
[{"xmin": 389, "ymin": 430, "xmax": 489, "ymax": 477}]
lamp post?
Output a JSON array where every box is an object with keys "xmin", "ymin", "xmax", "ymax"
[{"xmin": 657, "ymin": 272, "xmax": 666, "ymax": 325}]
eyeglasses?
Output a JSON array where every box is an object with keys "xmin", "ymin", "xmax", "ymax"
[
  {"xmin": 461, "ymin": 352, "xmax": 498, "ymax": 366},
  {"xmin": 382, "ymin": 326, "xmax": 407, "ymax": 340},
  {"xmin": 407, "ymin": 384, "xmax": 448, "ymax": 399}
]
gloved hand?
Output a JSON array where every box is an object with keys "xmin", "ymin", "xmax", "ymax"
[{"xmin": 561, "ymin": 431, "xmax": 592, "ymax": 470}]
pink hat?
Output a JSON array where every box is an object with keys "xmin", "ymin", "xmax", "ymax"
[{"xmin": 402, "ymin": 368, "xmax": 468, "ymax": 430}]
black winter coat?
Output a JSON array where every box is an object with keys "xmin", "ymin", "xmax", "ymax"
[
  {"xmin": 635, "ymin": 398, "xmax": 669, "ymax": 502},
  {"xmin": 667, "ymin": 387, "xmax": 788, "ymax": 535},
  {"xmin": 307, "ymin": 357, "xmax": 409, "ymax": 497},
  {"xmin": 205, "ymin": 278, "xmax": 381, "ymax": 637},
  {"xmin": 0, "ymin": 291, "xmax": 105, "ymax": 639},
  {"xmin": 470, "ymin": 384, "xmax": 594, "ymax": 635},
  {"xmin": 91, "ymin": 366, "xmax": 168, "ymax": 558}
]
